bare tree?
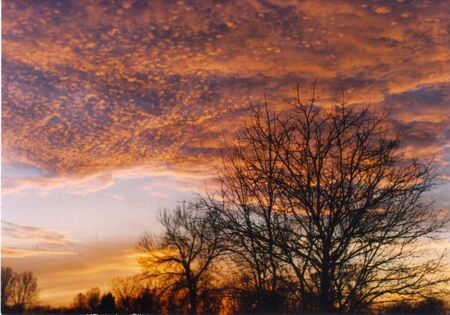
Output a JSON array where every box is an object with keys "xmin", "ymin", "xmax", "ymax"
[
  {"xmin": 11, "ymin": 271, "xmax": 39, "ymax": 312},
  {"xmin": 86, "ymin": 287, "xmax": 101, "ymax": 312},
  {"xmin": 138, "ymin": 201, "xmax": 225, "ymax": 314},
  {"xmin": 111, "ymin": 276, "xmax": 142, "ymax": 313},
  {"xmin": 208, "ymin": 85, "xmax": 448, "ymax": 313},
  {"xmin": 72, "ymin": 292, "xmax": 88, "ymax": 313},
  {"xmin": 1, "ymin": 267, "xmax": 16, "ymax": 310},
  {"xmin": 72, "ymin": 287, "xmax": 101, "ymax": 313},
  {"xmin": 205, "ymin": 102, "xmax": 296, "ymax": 312},
  {"xmin": 98, "ymin": 292, "xmax": 117, "ymax": 314}
]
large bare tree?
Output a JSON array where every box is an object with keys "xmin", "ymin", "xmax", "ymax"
[
  {"xmin": 208, "ymin": 86, "xmax": 448, "ymax": 313},
  {"xmin": 206, "ymin": 102, "xmax": 296, "ymax": 312}
]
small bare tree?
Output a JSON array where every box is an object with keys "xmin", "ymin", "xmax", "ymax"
[
  {"xmin": 72, "ymin": 292, "xmax": 88, "ymax": 313},
  {"xmin": 86, "ymin": 287, "xmax": 101, "ymax": 312},
  {"xmin": 209, "ymin": 85, "xmax": 448, "ymax": 313},
  {"xmin": 138, "ymin": 201, "xmax": 225, "ymax": 314},
  {"xmin": 11, "ymin": 271, "xmax": 39, "ymax": 312},
  {"xmin": 111, "ymin": 276, "xmax": 142, "ymax": 313},
  {"xmin": 1, "ymin": 267, "xmax": 17, "ymax": 311},
  {"xmin": 1, "ymin": 267, "xmax": 15, "ymax": 310}
]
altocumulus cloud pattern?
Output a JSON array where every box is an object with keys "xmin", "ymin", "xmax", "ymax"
[{"xmin": 3, "ymin": 0, "xmax": 450, "ymax": 185}]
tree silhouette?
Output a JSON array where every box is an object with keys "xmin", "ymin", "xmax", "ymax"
[
  {"xmin": 98, "ymin": 292, "xmax": 117, "ymax": 314},
  {"xmin": 72, "ymin": 292, "xmax": 88, "ymax": 313},
  {"xmin": 111, "ymin": 276, "xmax": 142, "ymax": 313},
  {"xmin": 206, "ymin": 85, "xmax": 449, "ymax": 313},
  {"xmin": 1, "ymin": 267, "xmax": 16, "ymax": 311},
  {"xmin": 135, "ymin": 286, "xmax": 161, "ymax": 314},
  {"xmin": 384, "ymin": 296, "xmax": 447, "ymax": 314},
  {"xmin": 1, "ymin": 267, "xmax": 39, "ymax": 313},
  {"xmin": 138, "ymin": 201, "xmax": 225, "ymax": 314},
  {"xmin": 86, "ymin": 287, "xmax": 101, "ymax": 312}
]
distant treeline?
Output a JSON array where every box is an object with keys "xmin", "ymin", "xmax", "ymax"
[{"xmin": 10, "ymin": 280, "xmax": 448, "ymax": 315}]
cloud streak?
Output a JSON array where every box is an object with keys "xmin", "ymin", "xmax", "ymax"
[{"xmin": 1, "ymin": 221, "xmax": 76, "ymax": 257}]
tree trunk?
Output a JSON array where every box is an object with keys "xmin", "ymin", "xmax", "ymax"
[
  {"xmin": 319, "ymin": 272, "xmax": 332, "ymax": 313},
  {"xmin": 189, "ymin": 283, "xmax": 198, "ymax": 314},
  {"xmin": 319, "ymin": 248, "xmax": 333, "ymax": 313}
]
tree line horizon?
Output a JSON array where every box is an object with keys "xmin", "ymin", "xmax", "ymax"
[{"xmin": 2, "ymin": 86, "xmax": 449, "ymax": 314}]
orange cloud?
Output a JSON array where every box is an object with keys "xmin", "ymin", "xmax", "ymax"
[
  {"xmin": 1, "ymin": 221, "xmax": 76, "ymax": 258},
  {"xmin": 2, "ymin": 221, "xmax": 71, "ymax": 244},
  {"xmin": 2, "ymin": 247, "xmax": 75, "ymax": 259},
  {"xmin": 2, "ymin": 0, "xmax": 449, "ymax": 186}
]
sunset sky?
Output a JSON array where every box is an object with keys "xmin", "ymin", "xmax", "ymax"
[{"xmin": 2, "ymin": 0, "xmax": 450, "ymax": 307}]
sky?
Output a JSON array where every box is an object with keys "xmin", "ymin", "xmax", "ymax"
[{"xmin": 2, "ymin": 0, "xmax": 450, "ymax": 307}]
